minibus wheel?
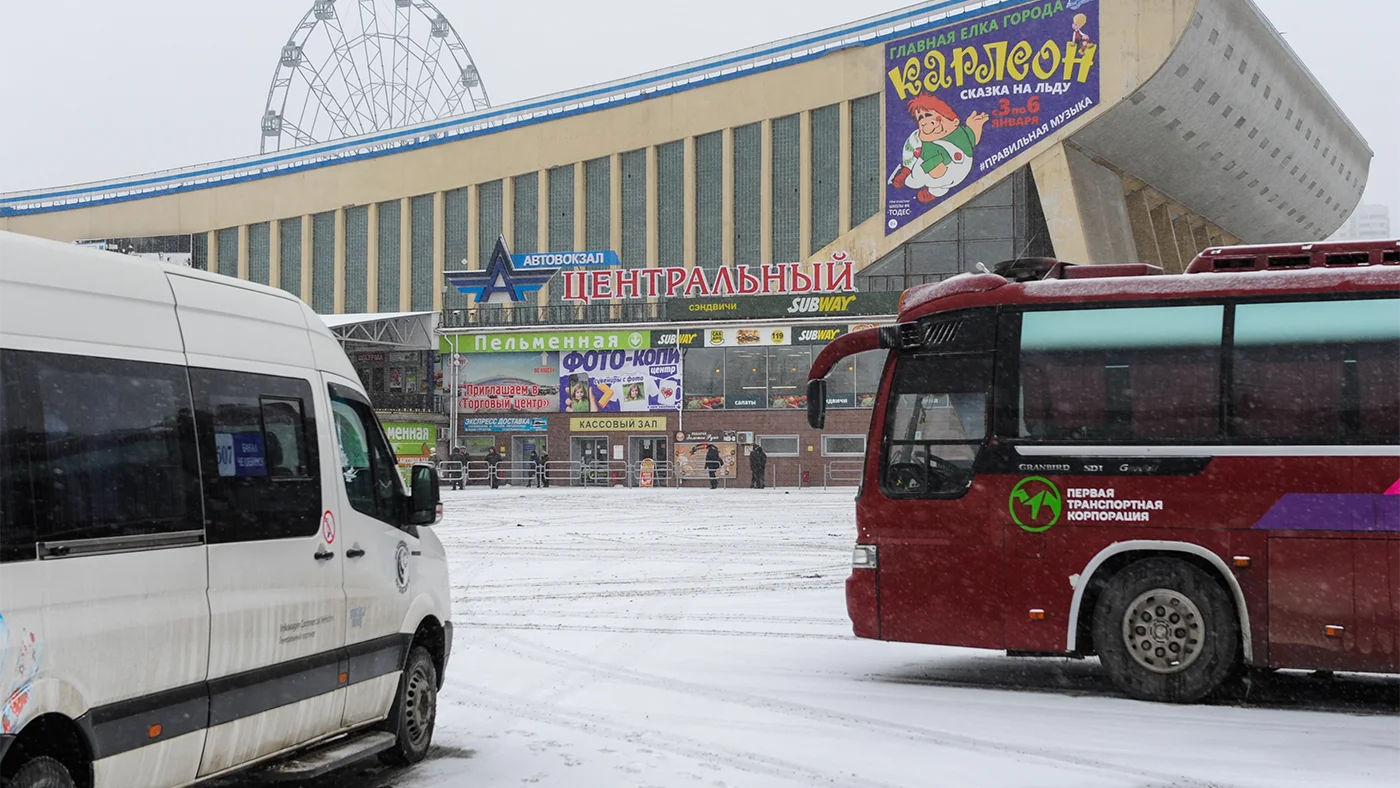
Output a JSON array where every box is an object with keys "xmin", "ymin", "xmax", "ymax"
[
  {"xmin": 8, "ymin": 756, "xmax": 76, "ymax": 788},
  {"xmin": 380, "ymin": 646, "xmax": 439, "ymax": 765},
  {"xmin": 1092, "ymin": 557, "xmax": 1238, "ymax": 703}
]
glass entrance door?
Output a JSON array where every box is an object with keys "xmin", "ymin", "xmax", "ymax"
[
  {"xmin": 629, "ymin": 435, "xmax": 668, "ymax": 486},
  {"xmin": 571, "ymin": 436, "xmax": 608, "ymax": 486}
]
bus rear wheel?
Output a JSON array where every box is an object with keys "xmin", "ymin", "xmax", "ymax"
[{"xmin": 1092, "ymin": 558, "xmax": 1238, "ymax": 703}]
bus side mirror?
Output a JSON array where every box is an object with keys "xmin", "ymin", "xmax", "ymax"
[
  {"xmin": 409, "ymin": 463, "xmax": 442, "ymax": 526},
  {"xmin": 807, "ymin": 379, "xmax": 827, "ymax": 430}
]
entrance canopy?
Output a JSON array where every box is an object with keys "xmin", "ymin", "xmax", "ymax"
[{"xmin": 320, "ymin": 311, "xmax": 437, "ymax": 350}]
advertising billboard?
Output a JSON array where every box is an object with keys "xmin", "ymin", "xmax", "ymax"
[
  {"xmin": 445, "ymin": 351, "xmax": 559, "ymax": 412},
  {"xmin": 560, "ymin": 349, "xmax": 682, "ymax": 412},
  {"xmin": 884, "ymin": 0, "xmax": 1100, "ymax": 234}
]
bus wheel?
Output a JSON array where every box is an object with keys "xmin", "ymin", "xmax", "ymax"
[
  {"xmin": 1092, "ymin": 558, "xmax": 1238, "ymax": 703},
  {"xmin": 8, "ymin": 756, "xmax": 77, "ymax": 788}
]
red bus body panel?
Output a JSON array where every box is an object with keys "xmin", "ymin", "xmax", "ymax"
[{"xmin": 832, "ymin": 248, "xmax": 1400, "ymax": 674}]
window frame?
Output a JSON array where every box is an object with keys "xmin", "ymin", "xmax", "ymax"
[
  {"xmin": 822, "ymin": 434, "xmax": 868, "ymax": 457},
  {"xmin": 757, "ymin": 435, "xmax": 800, "ymax": 457}
]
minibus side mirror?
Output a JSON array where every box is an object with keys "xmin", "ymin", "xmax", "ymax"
[
  {"xmin": 807, "ymin": 378, "xmax": 827, "ymax": 429},
  {"xmin": 409, "ymin": 463, "xmax": 442, "ymax": 526}
]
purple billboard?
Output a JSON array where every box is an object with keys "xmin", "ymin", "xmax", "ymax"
[{"xmin": 884, "ymin": 0, "xmax": 1100, "ymax": 234}]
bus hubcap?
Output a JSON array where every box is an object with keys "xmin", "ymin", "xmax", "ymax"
[{"xmin": 1122, "ymin": 588, "xmax": 1203, "ymax": 674}]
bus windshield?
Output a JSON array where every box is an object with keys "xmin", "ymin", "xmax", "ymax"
[{"xmin": 882, "ymin": 353, "xmax": 992, "ymax": 497}]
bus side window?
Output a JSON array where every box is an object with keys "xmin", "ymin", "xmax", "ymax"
[
  {"xmin": 1017, "ymin": 305, "xmax": 1224, "ymax": 443},
  {"xmin": 882, "ymin": 354, "xmax": 992, "ymax": 497}
]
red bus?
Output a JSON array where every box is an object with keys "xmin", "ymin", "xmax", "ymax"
[{"xmin": 808, "ymin": 240, "xmax": 1400, "ymax": 703}]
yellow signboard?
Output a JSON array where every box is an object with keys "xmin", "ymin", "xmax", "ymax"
[{"xmin": 569, "ymin": 416, "xmax": 667, "ymax": 432}]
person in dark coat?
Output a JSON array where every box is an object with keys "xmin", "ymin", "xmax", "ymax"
[
  {"xmin": 749, "ymin": 445, "xmax": 767, "ymax": 489},
  {"xmin": 539, "ymin": 452, "xmax": 550, "ymax": 488},
  {"xmin": 530, "ymin": 450, "xmax": 542, "ymax": 488},
  {"xmin": 485, "ymin": 447, "xmax": 501, "ymax": 489},
  {"xmin": 450, "ymin": 446, "xmax": 467, "ymax": 490},
  {"xmin": 704, "ymin": 444, "xmax": 722, "ymax": 489}
]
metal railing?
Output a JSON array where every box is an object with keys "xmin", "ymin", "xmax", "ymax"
[
  {"xmin": 433, "ymin": 459, "xmax": 866, "ymax": 489},
  {"xmin": 441, "ymin": 301, "xmax": 666, "ymax": 328},
  {"xmin": 823, "ymin": 461, "xmax": 865, "ymax": 489},
  {"xmin": 0, "ymin": 0, "xmax": 1010, "ymax": 216}
]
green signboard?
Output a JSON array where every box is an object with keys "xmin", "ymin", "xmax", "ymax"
[
  {"xmin": 666, "ymin": 292, "xmax": 902, "ymax": 321},
  {"xmin": 440, "ymin": 329, "xmax": 653, "ymax": 354},
  {"xmin": 382, "ymin": 421, "xmax": 438, "ymax": 485}
]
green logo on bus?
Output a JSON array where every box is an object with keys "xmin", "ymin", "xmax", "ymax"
[{"xmin": 1010, "ymin": 476, "xmax": 1061, "ymax": 532}]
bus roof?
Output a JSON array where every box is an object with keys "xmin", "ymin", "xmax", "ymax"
[{"xmin": 899, "ymin": 241, "xmax": 1400, "ymax": 323}]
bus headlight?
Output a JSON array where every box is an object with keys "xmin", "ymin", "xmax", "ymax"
[{"xmin": 852, "ymin": 545, "xmax": 877, "ymax": 569}]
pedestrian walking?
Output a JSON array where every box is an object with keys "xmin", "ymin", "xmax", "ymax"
[
  {"xmin": 485, "ymin": 446, "xmax": 501, "ymax": 490},
  {"xmin": 704, "ymin": 444, "xmax": 722, "ymax": 490},
  {"xmin": 530, "ymin": 450, "xmax": 543, "ymax": 488},
  {"xmin": 540, "ymin": 451, "xmax": 551, "ymax": 488},
  {"xmin": 749, "ymin": 444, "xmax": 767, "ymax": 489},
  {"xmin": 450, "ymin": 446, "xmax": 467, "ymax": 491}
]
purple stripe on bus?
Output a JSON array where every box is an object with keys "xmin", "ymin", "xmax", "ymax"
[{"xmin": 1251, "ymin": 494, "xmax": 1400, "ymax": 532}]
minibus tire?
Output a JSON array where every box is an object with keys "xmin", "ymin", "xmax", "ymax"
[
  {"xmin": 1092, "ymin": 558, "xmax": 1238, "ymax": 703},
  {"xmin": 8, "ymin": 756, "xmax": 76, "ymax": 788},
  {"xmin": 380, "ymin": 646, "xmax": 439, "ymax": 766}
]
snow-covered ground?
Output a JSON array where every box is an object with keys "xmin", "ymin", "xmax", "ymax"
[{"xmin": 256, "ymin": 487, "xmax": 1397, "ymax": 788}]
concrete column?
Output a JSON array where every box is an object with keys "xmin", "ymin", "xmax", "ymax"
[
  {"xmin": 537, "ymin": 169, "xmax": 549, "ymax": 320},
  {"xmin": 367, "ymin": 202, "xmax": 380, "ymax": 310},
  {"xmin": 838, "ymin": 100, "xmax": 852, "ymax": 234},
  {"xmin": 799, "ymin": 109, "xmax": 812, "ymax": 260},
  {"xmin": 236, "ymin": 225, "xmax": 250, "ymax": 281},
  {"xmin": 1029, "ymin": 144, "xmax": 1091, "ymax": 265},
  {"xmin": 1148, "ymin": 202, "xmax": 1180, "ymax": 273},
  {"xmin": 646, "ymin": 146, "xmax": 659, "ymax": 269},
  {"xmin": 399, "ymin": 197, "xmax": 412, "ymax": 312},
  {"xmin": 333, "ymin": 208, "xmax": 346, "ymax": 313},
  {"xmin": 432, "ymin": 191, "xmax": 446, "ymax": 313},
  {"xmin": 760, "ymin": 118, "xmax": 773, "ymax": 266},
  {"xmin": 721, "ymin": 127, "xmax": 735, "ymax": 268},
  {"xmin": 299, "ymin": 215, "xmax": 313, "ymax": 304},
  {"xmin": 269, "ymin": 220, "xmax": 281, "ymax": 287},
  {"xmin": 1125, "ymin": 189, "xmax": 1161, "ymax": 269},
  {"xmin": 683, "ymin": 136, "xmax": 696, "ymax": 269}
]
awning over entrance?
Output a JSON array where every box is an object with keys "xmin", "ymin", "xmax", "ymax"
[{"xmin": 320, "ymin": 311, "xmax": 437, "ymax": 350}]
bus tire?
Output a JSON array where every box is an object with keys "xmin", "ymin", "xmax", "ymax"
[
  {"xmin": 1092, "ymin": 558, "xmax": 1238, "ymax": 703},
  {"xmin": 8, "ymin": 756, "xmax": 77, "ymax": 788}
]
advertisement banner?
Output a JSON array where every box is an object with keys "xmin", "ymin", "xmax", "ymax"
[
  {"xmin": 446, "ymin": 351, "xmax": 559, "ymax": 412},
  {"xmin": 702, "ymin": 327, "xmax": 791, "ymax": 348},
  {"xmin": 792, "ymin": 325, "xmax": 847, "ymax": 345},
  {"xmin": 667, "ymin": 291, "xmax": 902, "ymax": 321},
  {"xmin": 884, "ymin": 0, "xmax": 1100, "ymax": 234},
  {"xmin": 384, "ymin": 422, "xmax": 437, "ymax": 483},
  {"xmin": 570, "ymin": 416, "xmax": 668, "ymax": 432},
  {"xmin": 441, "ymin": 330, "xmax": 653, "ymax": 354},
  {"xmin": 674, "ymin": 442, "xmax": 737, "ymax": 479},
  {"xmin": 560, "ymin": 349, "xmax": 682, "ymax": 413},
  {"xmin": 461, "ymin": 416, "xmax": 549, "ymax": 433}
]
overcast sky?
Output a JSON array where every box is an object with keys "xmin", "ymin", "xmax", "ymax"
[{"xmin": 0, "ymin": 0, "xmax": 1395, "ymax": 217}]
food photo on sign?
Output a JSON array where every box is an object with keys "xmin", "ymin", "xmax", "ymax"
[
  {"xmin": 884, "ymin": 0, "xmax": 1099, "ymax": 234},
  {"xmin": 560, "ymin": 349, "xmax": 682, "ymax": 413}
]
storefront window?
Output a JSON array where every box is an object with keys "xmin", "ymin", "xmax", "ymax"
[
  {"xmin": 768, "ymin": 347, "xmax": 810, "ymax": 409},
  {"xmin": 683, "ymin": 348, "xmax": 725, "ymax": 410},
  {"xmin": 725, "ymin": 348, "xmax": 768, "ymax": 409},
  {"xmin": 826, "ymin": 355, "xmax": 857, "ymax": 408},
  {"xmin": 855, "ymin": 349, "xmax": 887, "ymax": 408}
]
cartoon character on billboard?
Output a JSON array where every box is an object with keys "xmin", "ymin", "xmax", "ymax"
[
  {"xmin": 890, "ymin": 95, "xmax": 989, "ymax": 204},
  {"xmin": 1071, "ymin": 12, "xmax": 1093, "ymax": 50}
]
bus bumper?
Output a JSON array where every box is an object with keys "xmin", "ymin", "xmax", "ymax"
[{"xmin": 846, "ymin": 569, "xmax": 879, "ymax": 639}]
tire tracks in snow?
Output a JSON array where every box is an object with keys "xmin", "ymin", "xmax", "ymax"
[{"xmin": 482, "ymin": 631, "xmax": 1241, "ymax": 788}]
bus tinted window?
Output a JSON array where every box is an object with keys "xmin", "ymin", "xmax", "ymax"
[
  {"xmin": 1231, "ymin": 297, "xmax": 1399, "ymax": 443},
  {"xmin": 7, "ymin": 351, "xmax": 201, "ymax": 548},
  {"xmin": 191, "ymin": 369, "xmax": 321, "ymax": 543},
  {"xmin": 0, "ymin": 352, "xmax": 37, "ymax": 563},
  {"xmin": 883, "ymin": 354, "xmax": 991, "ymax": 497},
  {"xmin": 1018, "ymin": 305, "xmax": 1224, "ymax": 442}
]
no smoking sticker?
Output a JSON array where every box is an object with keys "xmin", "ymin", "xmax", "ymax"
[{"xmin": 321, "ymin": 511, "xmax": 337, "ymax": 544}]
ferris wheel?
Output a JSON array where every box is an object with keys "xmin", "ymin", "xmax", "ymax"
[{"xmin": 260, "ymin": 0, "xmax": 492, "ymax": 154}]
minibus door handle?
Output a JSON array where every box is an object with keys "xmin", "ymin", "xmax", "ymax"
[
  {"xmin": 314, "ymin": 547, "xmax": 336, "ymax": 562},
  {"xmin": 345, "ymin": 547, "xmax": 366, "ymax": 559}
]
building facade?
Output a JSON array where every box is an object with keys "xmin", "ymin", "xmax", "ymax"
[
  {"xmin": 0, "ymin": 0, "xmax": 1372, "ymax": 485},
  {"xmin": 1328, "ymin": 204, "xmax": 1391, "ymax": 242}
]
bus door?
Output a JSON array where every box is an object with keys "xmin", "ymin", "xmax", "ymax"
[{"xmin": 875, "ymin": 351, "xmax": 1004, "ymax": 647}]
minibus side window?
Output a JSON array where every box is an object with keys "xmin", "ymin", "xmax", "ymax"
[
  {"xmin": 6, "ymin": 351, "xmax": 202, "ymax": 549},
  {"xmin": 190, "ymin": 369, "xmax": 320, "ymax": 543},
  {"xmin": 331, "ymin": 395, "xmax": 404, "ymax": 527},
  {"xmin": 0, "ymin": 351, "xmax": 37, "ymax": 563}
]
